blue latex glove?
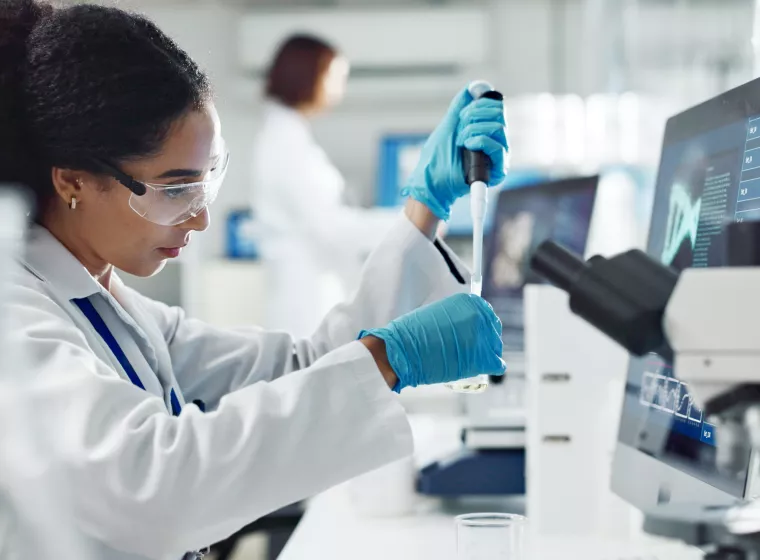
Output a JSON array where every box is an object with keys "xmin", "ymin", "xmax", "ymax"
[
  {"xmin": 360, "ymin": 293, "xmax": 506, "ymax": 393},
  {"xmin": 402, "ymin": 87, "xmax": 510, "ymax": 220}
]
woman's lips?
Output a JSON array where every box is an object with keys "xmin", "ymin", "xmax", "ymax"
[{"xmin": 157, "ymin": 247, "xmax": 182, "ymax": 258}]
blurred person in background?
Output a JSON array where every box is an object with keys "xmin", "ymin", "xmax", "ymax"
[
  {"xmin": 251, "ymin": 34, "xmax": 399, "ymax": 338},
  {"xmin": 0, "ymin": 1, "xmax": 509, "ymax": 558}
]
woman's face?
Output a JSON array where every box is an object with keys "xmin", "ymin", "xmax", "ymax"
[
  {"xmin": 319, "ymin": 55, "xmax": 350, "ymax": 109},
  {"xmin": 75, "ymin": 104, "xmax": 222, "ymax": 277}
]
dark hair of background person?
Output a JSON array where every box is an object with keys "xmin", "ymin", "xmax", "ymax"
[
  {"xmin": 265, "ymin": 34, "xmax": 338, "ymax": 109},
  {"xmin": 0, "ymin": 0, "xmax": 213, "ymax": 219}
]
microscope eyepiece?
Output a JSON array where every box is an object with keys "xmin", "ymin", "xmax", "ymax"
[
  {"xmin": 529, "ymin": 241, "xmax": 678, "ymax": 360},
  {"xmin": 530, "ymin": 241, "xmax": 588, "ymax": 292}
]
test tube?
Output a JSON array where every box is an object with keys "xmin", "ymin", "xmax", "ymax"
[{"xmin": 456, "ymin": 513, "xmax": 526, "ymax": 560}]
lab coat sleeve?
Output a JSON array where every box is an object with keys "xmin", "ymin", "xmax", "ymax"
[
  {"xmin": 305, "ymin": 212, "xmax": 470, "ymax": 354},
  {"xmin": 148, "ymin": 213, "xmax": 468, "ymax": 409},
  {"xmin": 7, "ymin": 280, "xmax": 413, "ymax": 558}
]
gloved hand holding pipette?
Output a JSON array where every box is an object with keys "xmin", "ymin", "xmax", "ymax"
[{"xmin": 402, "ymin": 84, "xmax": 509, "ymax": 221}]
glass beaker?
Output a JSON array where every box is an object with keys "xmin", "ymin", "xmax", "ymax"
[{"xmin": 456, "ymin": 513, "xmax": 526, "ymax": 560}]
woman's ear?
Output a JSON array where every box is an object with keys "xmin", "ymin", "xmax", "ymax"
[{"xmin": 50, "ymin": 168, "xmax": 85, "ymax": 206}]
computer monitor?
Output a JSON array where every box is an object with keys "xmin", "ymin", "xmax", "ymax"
[
  {"xmin": 445, "ymin": 170, "xmax": 550, "ymax": 235},
  {"xmin": 611, "ymin": 78, "xmax": 760, "ymax": 518},
  {"xmin": 483, "ymin": 176, "xmax": 599, "ymax": 356}
]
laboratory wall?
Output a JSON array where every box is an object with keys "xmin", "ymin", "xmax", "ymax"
[
  {"xmin": 119, "ymin": 0, "xmax": 553, "ymax": 263},
  {"xmin": 89, "ymin": 0, "xmax": 756, "ymax": 318}
]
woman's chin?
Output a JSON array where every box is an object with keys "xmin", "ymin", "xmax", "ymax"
[{"xmin": 121, "ymin": 258, "xmax": 168, "ymax": 279}]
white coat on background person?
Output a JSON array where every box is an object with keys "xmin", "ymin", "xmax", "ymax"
[
  {"xmin": 0, "ymin": 4, "xmax": 509, "ymax": 559},
  {"xmin": 251, "ymin": 34, "xmax": 399, "ymax": 338}
]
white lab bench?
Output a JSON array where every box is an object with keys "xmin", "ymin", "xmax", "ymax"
[
  {"xmin": 278, "ymin": 483, "xmax": 459, "ymax": 560},
  {"xmin": 278, "ymin": 413, "xmax": 704, "ymax": 560},
  {"xmin": 278, "ymin": 484, "xmax": 702, "ymax": 560}
]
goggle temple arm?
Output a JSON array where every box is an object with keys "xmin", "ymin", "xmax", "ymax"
[{"xmin": 92, "ymin": 158, "xmax": 147, "ymax": 196}]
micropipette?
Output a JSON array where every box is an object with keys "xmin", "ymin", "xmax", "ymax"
[{"xmin": 446, "ymin": 81, "xmax": 504, "ymax": 394}]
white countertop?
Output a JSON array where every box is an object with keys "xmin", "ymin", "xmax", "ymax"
[
  {"xmin": 278, "ymin": 482, "xmax": 703, "ymax": 560},
  {"xmin": 278, "ymin": 414, "xmax": 703, "ymax": 560},
  {"xmin": 279, "ymin": 484, "xmax": 458, "ymax": 560}
]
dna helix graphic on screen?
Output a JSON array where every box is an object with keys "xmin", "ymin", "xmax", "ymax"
[
  {"xmin": 661, "ymin": 181, "xmax": 702, "ymax": 266},
  {"xmin": 639, "ymin": 371, "xmax": 704, "ymax": 423}
]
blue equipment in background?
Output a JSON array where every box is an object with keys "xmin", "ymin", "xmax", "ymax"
[
  {"xmin": 376, "ymin": 133, "xmax": 429, "ymax": 207},
  {"xmin": 226, "ymin": 209, "xmax": 260, "ymax": 260}
]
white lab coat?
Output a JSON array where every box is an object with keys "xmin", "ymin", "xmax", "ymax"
[
  {"xmin": 2, "ymin": 214, "xmax": 466, "ymax": 560},
  {"xmin": 251, "ymin": 101, "xmax": 399, "ymax": 337}
]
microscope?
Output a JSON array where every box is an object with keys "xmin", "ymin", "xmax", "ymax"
[{"xmin": 529, "ymin": 220, "xmax": 760, "ymax": 559}]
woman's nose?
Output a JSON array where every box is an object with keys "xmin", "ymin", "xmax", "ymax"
[{"xmin": 182, "ymin": 206, "xmax": 210, "ymax": 232}]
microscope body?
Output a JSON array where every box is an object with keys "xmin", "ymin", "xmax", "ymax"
[
  {"xmin": 529, "ymin": 225, "xmax": 760, "ymax": 558},
  {"xmin": 665, "ymin": 267, "xmax": 760, "ymax": 419},
  {"xmin": 530, "ymin": 237, "xmax": 760, "ymax": 422}
]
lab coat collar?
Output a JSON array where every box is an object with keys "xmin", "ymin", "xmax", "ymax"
[
  {"xmin": 264, "ymin": 99, "xmax": 311, "ymax": 130},
  {"xmin": 22, "ymin": 225, "xmax": 104, "ymax": 300}
]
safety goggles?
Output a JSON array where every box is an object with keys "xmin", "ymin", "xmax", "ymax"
[{"xmin": 93, "ymin": 147, "xmax": 229, "ymax": 227}]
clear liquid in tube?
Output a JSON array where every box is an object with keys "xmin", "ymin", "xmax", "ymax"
[
  {"xmin": 445, "ymin": 375, "xmax": 490, "ymax": 393},
  {"xmin": 445, "ymin": 274, "xmax": 489, "ymax": 393}
]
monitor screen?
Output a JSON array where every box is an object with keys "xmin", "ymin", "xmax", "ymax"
[
  {"xmin": 483, "ymin": 176, "xmax": 598, "ymax": 354},
  {"xmin": 445, "ymin": 170, "xmax": 551, "ymax": 235},
  {"xmin": 616, "ymin": 79, "xmax": 760, "ymax": 500}
]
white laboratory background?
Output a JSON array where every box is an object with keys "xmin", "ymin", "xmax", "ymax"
[
  {"xmin": 9, "ymin": 1, "xmax": 760, "ymax": 559},
  {"xmin": 103, "ymin": 0, "xmax": 758, "ymax": 326}
]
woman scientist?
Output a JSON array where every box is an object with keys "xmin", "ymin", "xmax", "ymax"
[
  {"xmin": 0, "ymin": 2, "xmax": 509, "ymax": 559},
  {"xmin": 251, "ymin": 35, "xmax": 400, "ymax": 336}
]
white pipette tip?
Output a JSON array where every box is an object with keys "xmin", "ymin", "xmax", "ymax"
[{"xmin": 470, "ymin": 276, "xmax": 483, "ymax": 298}]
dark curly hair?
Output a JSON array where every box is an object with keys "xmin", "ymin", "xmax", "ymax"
[{"xmin": 0, "ymin": 0, "xmax": 213, "ymax": 217}]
